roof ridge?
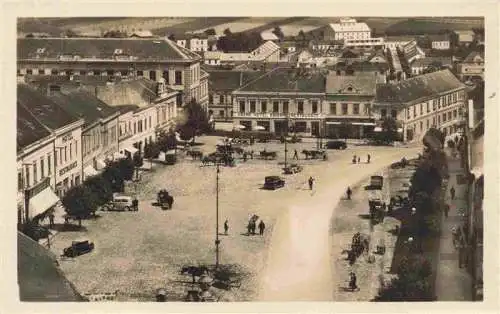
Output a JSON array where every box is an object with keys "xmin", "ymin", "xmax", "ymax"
[
  {"xmin": 18, "ymin": 97, "xmax": 54, "ymax": 134},
  {"xmin": 165, "ymin": 38, "xmax": 189, "ymax": 60},
  {"xmin": 235, "ymin": 67, "xmax": 280, "ymax": 91}
]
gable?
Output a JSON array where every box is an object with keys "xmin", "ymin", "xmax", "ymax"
[{"xmin": 473, "ymin": 55, "xmax": 484, "ymax": 63}]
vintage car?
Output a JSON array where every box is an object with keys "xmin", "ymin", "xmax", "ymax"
[
  {"xmin": 63, "ymin": 240, "xmax": 95, "ymax": 258},
  {"xmin": 263, "ymin": 176, "xmax": 285, "ymax": 190},
  {"xmin": 325, "ymin": 140, "xmax": 347, "ymax": 150},
  {"xmin": 283, "ymin": 163, "xmax": 303, "ymax": 174},
  {"xmin": 101, "ymin": 193, "xmax": 136, "ymax": 211}
]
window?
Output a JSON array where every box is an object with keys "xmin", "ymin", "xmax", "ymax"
[
  {"xmin": 273, "ymin": 101, "xmax": 279, "ymax": 113},
  {"xmin": 283, "ymin": 101, "xmax": 289, "ymax": 114},
  {"xmin": 342, "ymin": 103, "xmax": 348, "ymax": 115},
  {"xmin": 18, "ymin": 171, "xmax": 23, "ymax": 190},
  {"xmin": 453, "ymin": 93, "xmax": 457, "ymax": 103},
  {"xmin": 26, "ymin": 69, "xmax": 33, "ymax": 75},
  {"xmin": 448, "ymin": 95, "xmax": 452, "ymax": 104},
  {"xmin": 134, "ymin": 122, "xmax": 137, "ymax": 134},
  {"xmin": 250, "ymin": 100, "xmax": 256, "ymax": 113},
  {"xmin": 51, "ymin": 69, "xmax": 59, "ymax": 75},
  {"xmin": 25, "ymin": 166, "xmax": 30, "ymax": 188},
  {"xmin": 442, "ymin": 113, "xmax": 446, "ymax": 122},
  {"xmin": 381, "ymin": 108, "xmax": 387, "ymax": 117},
  {"xmin": 149, "ymin": 116, "xmax": 152, "ymax": 128},
  {"xmin": 209, "ymin": 94, "xmax": 213, "ymax": 104},
  {"xmin": 406, "ymin": 108, "xmax": 410, "ymax": 120},
  {"xmin": 220, "ymin": 95, "xmax": 224, "ymax": 103},
  {"xmin": 391, "ymin": 109, "xmax": 397, "ymax": 119},
  {"xmin": 107, "ymin": 70, "xmax": 115, "ymax": 76},
  {"xmin": 312, "ymin": 101, "xmax": 318, "ymax": 114},
  {"xmin": 150, "ymin": 70, "xmax": 156, "ymax": 81},
  {"xmin": 40, "ymin": 157, "xmax": 45, "ymax": 179},
  {"xmin": 437, "ymin": 115, "xmax": 441, "ymax": 124},
  {"xmin": 330, "ymin": 103, "xmax": 336, "ymax": 115},
  {"xmin": 239, "ymin": 100, "xmax": 245, "ymax": 113},
  {"xmin": 175, "ymin": 71, "xmax": 183, "ymax": 85},
  {"xmin": 420, "ymin": 121, "xmax": 423, "ymax": 131},
  {"xmin": 69, "ymin": 143, "xmax": 73, "ymax": 159},
  {"xmin": 297, "ymin": 101, "xmax": 304, "ymax": 114},
  {"xmin": 432, "ymin": 100, "xmax": 437, "ymax": 111},
  {"xmin": 261, "ymin": 101, "xmax": 267, "ymax": 112},
  {"xmin": 75, "ymin": 140, "xmax": 78, "ymax": 156},
  {"xmin": 447, "ymin": 112, "xmax": 452, "ymax": 120},
  {"xmin": 426, "ymin": 119, "xmax": 430, "ymax": 129},
  {"xmin": 426, "ymin": 102, "xmax": 430, "ymax": 113},
  {"xmin": 75, "ymin": 176, "xmax": 80, "ymax": 186},
  {"xmin": 413, "ymin": 106, "xmax": 416, "ymax": 117},
  {"xmin": 353, "ymin": 104, "xmax": 359, "ymax": 115},
  {"xmin": 219, "ymin": 110, "xmax": 225, "ymax": 117},
  {"xmin": 162, "ymin": 70, "xmax": 169, "ymax": 84},
  {"xmin": 47, "ymin": 154, "xmax": 51, "ymax": 175},
  {"xmin": 33, "ymin": 161, "xmax": 38, "ymax": 184},
  {"xmin": 94, "ymin": 70, "xmax": 101, "ymax": 76},
  {"xmin": 420, "ymin": 103, "xmax": 423, "ymax": 114},
  {"xmin": 64, "ymin": 147, "xmax": 67, "ymax": 162},
  {"xmin": 453, "ymin": 109, "xmax": 458, "ymax": 118}
]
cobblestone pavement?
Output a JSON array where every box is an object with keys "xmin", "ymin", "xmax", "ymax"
[{"xmin": 47, "ymin": 136, "xmax": 421, "ymax": 301}]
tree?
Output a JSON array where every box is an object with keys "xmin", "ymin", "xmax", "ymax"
[
  {"xmin": 62, "ymin": 185, "xmax": 96, "ymax": 227},
  {"xmin": 84, "ymin": 175, "xmax": 113, "ymax": 207},
  {"xmin": 204, "ymin": 28, "xmax": 216, "ymax": 36},
  {"xmin": 371, "ymin": 117, "xmax": 398, "ymax": 144},
  {"xmin": 177, "ymin": 99, "xmax": 211, "ymax": 141},
  {"xmin": 223, "ymin": 28, "xmax": 232, "ymax": 36},
  {"xmin": 132, "ymin": 152, "xmax": 144, "ymax": 180},
  {"xmin": 272, "ymin": 26, "xmax": 285, "ymax": 40}
]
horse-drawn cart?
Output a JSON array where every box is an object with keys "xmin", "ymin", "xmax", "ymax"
[
  {"xmin": 283, "ymin": 163, "xmax": 303, "ymax": 174},
  {"xmin": 367, "ymin": 190, "xmax": 385, "ymax": 222},
  {"xmin": 157, "ymin": 189, "xmax": 174, "ymax": 210}
]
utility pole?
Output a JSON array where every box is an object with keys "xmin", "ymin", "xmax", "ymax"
[{"xmin": 215, "ymin": 163, "xmax": 221, "ymax": 269}]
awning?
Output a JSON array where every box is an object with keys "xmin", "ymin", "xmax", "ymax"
[
  {"xmin": 326, "ymin": 122, "xmax": 341, "ymax": 125},
  {"xmin": 84, "ymin": 165, "xmax": 99, "ymax": 178},
  {"xmin": 96, "ymin": 159, "xmax": 107, "ymax": 170},
  {"xmin": 28, "ymin": 188, "xmax": 60, "ymax": 219},
  {"xmin": 123, "ymin": 146, "xmax": 138, "ymax": 155},
  {"xmin": 374, "ymin": 127, "xmax": 383, "ymax": 132},
  {"xmin": 351, "ymin": 122, "xmax": 376, "ymax": 126}
]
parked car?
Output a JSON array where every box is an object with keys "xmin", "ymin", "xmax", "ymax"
[
  {"xmin": 102, "ymin": 193, "xmax": 135, "ymax": 211},
  {"xmin": 63, "ymin": 240, "xmax": 95, "ymax": 258},
  {"xmin": 263, "ymin": 176, "xmax": 285, "ymax": 190},
  {"xmin": 325, "ymin": 140, "xmax": 347, "ymax": 150},
  {"xmin": 164, "ymin": 153, "xmax": 177, "ymax": 165},
  {"xmin": 283, "ymin": 163, "xmax": 303, "ymax": 174}
]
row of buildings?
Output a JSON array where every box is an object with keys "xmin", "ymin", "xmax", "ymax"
[
  {"xmin": 206, "ymin": 67, "xmax": 467, "ymax": 143},
  {"xmin": 16, "ymin": 37, "xmax": 206, "ymax": 225}
]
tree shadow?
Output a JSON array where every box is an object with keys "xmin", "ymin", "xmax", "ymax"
[
  {"xmin": 358, "ymin": 214, "xmax": 371, "ymax": 220},
  {"xmin": 50, "ymin": 223, "xmax": 88, "ymax": 232}
]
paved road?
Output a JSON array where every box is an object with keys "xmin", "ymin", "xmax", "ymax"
[{"xmin": 259, "ymin": 146, "xmax": 421, "ymax": 301}]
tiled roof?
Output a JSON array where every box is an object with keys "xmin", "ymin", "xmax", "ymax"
[
  {"xmin": 375, "ymin": 69, "xmax": 465, "ymax": 104},
  {"xmin": 129, "ymin": 30, "xmax": 154, "ymax": 38},
  {"xmin": 207, "ymin": 70, "xmax": 264, "ymax": 91},
  {"xmin": 17, "ymin": 84, "xmax": 79, "ymax": 131},
  {"xmin": 17, "ymin": 103, "xmax": 51, "ymax": 151},
  {"xmin": 330, "ymin": 21, "xmax": 370, "ymax": 33},
  {"xmin": 411, "ymin": 57, "xmax": 453, "ymax": 68},
  {"xmin": 260, "ymin": 32, "xmax": 279, "ymax": 41},
  {"xmin": 429, "ymin": 34, "xmax": 450, "ymax": 42},
  {"xmin": 18, "ymin": 232, "xmax": 85, "ymax": 301},
  {"xmin": 17, "ymin": 38, "xmax": 199, "ymax": 61},
  {"xmin": 326, "ymin": 73, "xmax": 381, "ymax": 95},
  {"xmin": 91, "ymin": 77, "xmax": 159, "ymax": 107},
  {"xmin": 463, "ymin": 51, "xmax": 484, "ymax": 63},
  {"xmin": 236, "ymin": 67, "xmax": 326, "ymax": 94},
  {"xmin": 384, "ymin": 35, "xmax": 416, "ymax": 42},
  {"xmin": 48, "ymin": 90, "xmax": 120, "ymax": 128},
  {"xmin": 332, "ymin": 61, "xmax": 389, "ymax": 72}
]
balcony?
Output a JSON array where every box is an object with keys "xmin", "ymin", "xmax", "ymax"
[{"xmin": 234, "ymin": 112, "xmax": 325, "ymax": 119}]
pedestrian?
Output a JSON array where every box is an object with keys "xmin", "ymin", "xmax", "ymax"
[
  {"xmin": 444, "ymin": 203, "xmax": 450, "ymax": 218},
  {"xmin": 308, "ymin": 176, "xmax": 315, "ymax": 190},
  {"xmin": 48, "ymin": 212, "xmax": 55, "ymax": 228},
  {"xmin": 293, "ymin": 149, "xmax": 299, "ymax": 160},
  {"xmin": 247, "ymin": 222, "xmax": 252, "ymax": 236},
  {"xmin": 346, "ymin": 186, "xmax": 352, "ymax": 200},
  {"xmin": 450, "ymin": 186, "xmax": 456, "ymax": 200},
  {"xmin": 451, "ymin": 227, "xmax": 459, "ymax": 249},
  {"xmin": 250, "ymin": 150, "xmax": 254, "ymax": 159},
  {"xmin": 349, "ymin": 272, "xmax": 358, "ymax": 291},
  {"xmin": 243, "ymin": 152, "xmax": 248, "ymax": 162},
  {"xmin": 352, "ymin": 155, "xmax": 357, "ymax": 164},
  {"xmin": 258, "ymin": 220, "xmax": 266, "ymax": 236},
  {"xmin": 367, "ymin": 154, "xmax": 371, "ymax": 163},
  {"xmin": 132, "ymin": 198, "xmax": 139, "ymax": 211},
  {"xmin": 357, "ymin": 156, "xmax": 360, "ymax": 163},
  {"xmin": 224, "ymin": 219, "xmax": 229, "ymax": 235}
]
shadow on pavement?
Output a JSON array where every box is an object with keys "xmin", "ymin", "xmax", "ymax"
[{"xmin": 50, "ymin": 223, "xmax": 88, "ymax": 232}]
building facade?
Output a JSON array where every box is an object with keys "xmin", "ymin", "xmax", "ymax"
[
  {"xmin": 457, "ymin": 51, "xmax": 484, "ymax": 81},
  {"xmin": 232, "ymin": 68, "xmax": 326, "ymax": 136},
  {"xmin": 17, "ymin": 37, "xmax": 208, "ymax": 108},
  {"xmin": 176, "ymin": 34, "xmax": 209, "ymax": 52},
  {"xmin": 17, "ymin": 84, "xmax": 84, "ymax": 224},
  {"xmin": 324, "ymin": 18, "xmax": 371, "ymax": 42},
  {"xmin": 203, "ymin": 41, "xmax": 281, "ymax": 66},
  {"xmin": 430, "ymin": 34, "xmax": 451, "ymax": 50},
  {"xmin": 374, "ymin": 69, "xmax": 467, "ymax": 142}
]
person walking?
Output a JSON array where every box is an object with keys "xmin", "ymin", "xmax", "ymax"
[
  {"xmin": 367, "ymin": 154, "xmax": 371, "ymax": 163},
  {"xmin": 308, "ymin": 176, "xmax": 315, "ymax": 190},
  {"xmin": 224, "ymin": 219, "xmax": 229, "ymax": 235},
  {"xmin": 450, "ymin": 186, "xmax": 456, "ymax": 200},
  {"xmin": 444, "ymin": 203, "xmax": 450, "ymax": 218},
  {"xmin": 352, "ymin": 155, "xmax": 357, "ymax": 164},
  {"xmin": 346, "ymin": 186, "xmax": 352, "ymax": 200},
  {"xmin": 293, "ymin": 149, "xmax": 299, "ymax": 160},
  {"xmin": 48, "ymin": 212, "xmax": 55, "ymax": 228},
  {"xmin": 258, "ymin": 220, "xmax": 266, "ymax": 236},
  {"xmin": 357, "ymin": 156, "xmax": 360, "ymax": 163},
  {"xmin": 132, "ymin": 198, "xmax": 139, "ymax": 211},
  {"xmin": 247, "ymin": 222, "xmax": 252, "ymax": 236},
  {"xmin": 348, "ymin": 271, "xmax": 358, "ymax": 291}
]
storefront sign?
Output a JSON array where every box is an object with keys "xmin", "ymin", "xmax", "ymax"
[{"xmin": 59, "ymin": 161, "xmax": 78, "ymax": 176}]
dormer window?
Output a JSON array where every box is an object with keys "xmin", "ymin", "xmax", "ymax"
[
  {"xmin": 347, "ymin": 87, "xmax": 353, "ymax": 92},
  {"xmin": 114, "ymin": 49, "xmax": 123, "ymax": 55},
  {"xmin": 36, "ymin": 48, "xmax": 45, "ymax": 54}
]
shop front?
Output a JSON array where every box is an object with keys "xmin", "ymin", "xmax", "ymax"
[
  {"xmin": 24, "ymin": 177, "xmax": 61, "ymax": 223},
  {"xmin": 325, "ymin": 118, "xmax": 376, "ymax": 139}
]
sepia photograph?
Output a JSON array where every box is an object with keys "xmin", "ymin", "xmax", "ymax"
[{"xmin": 9, "ymin": 4, "xmax": 494, "ymax": 308}]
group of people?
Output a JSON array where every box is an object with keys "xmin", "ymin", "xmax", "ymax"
[
  {"xmin": 222, "ymin": 218, "xmax": 266, "ymax": 236},
  {"xmin": 352, "ymin": 154, "xmax": 371, "ymax": 164}
]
